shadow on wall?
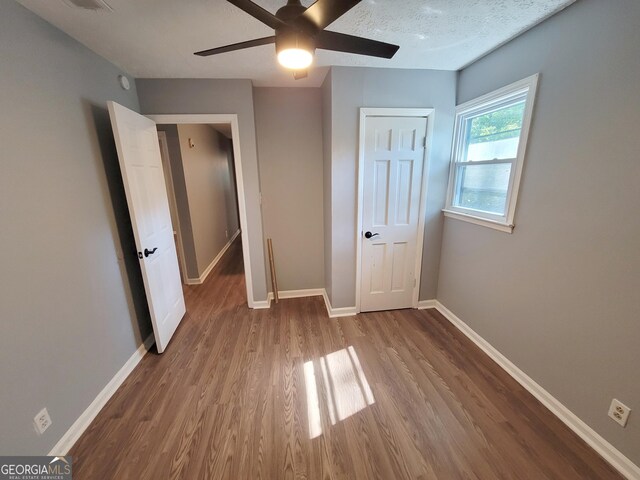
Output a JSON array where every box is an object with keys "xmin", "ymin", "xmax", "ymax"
[{"xmin": 84, "ymin": 100, "xmax": 152, "ymax": 342}]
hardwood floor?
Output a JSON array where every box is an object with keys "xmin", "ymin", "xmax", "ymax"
[{"xmin": 70, "ymin": 237, "xmax": 622, "ymax": 479}]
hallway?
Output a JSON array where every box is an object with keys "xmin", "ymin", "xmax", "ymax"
[{"xmin": 69, "ymin": 237, "xmax": 621, "ymax": 479}]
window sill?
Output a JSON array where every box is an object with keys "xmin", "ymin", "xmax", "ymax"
[{"xmin": 443, "ymin": 209, "xmax": 514, "ymax": 233}]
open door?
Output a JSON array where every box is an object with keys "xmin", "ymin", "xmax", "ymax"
[{"xmin": 108, "ymin": 101, "xmax": 186, "ymax": 353}]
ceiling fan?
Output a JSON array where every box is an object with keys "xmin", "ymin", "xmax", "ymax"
[{"xmin": 194, "ymin": 0, "xmax": 399, "ymax": 79}]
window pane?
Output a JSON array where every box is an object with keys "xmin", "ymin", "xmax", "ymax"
[
  {"xmin": 464, "ymin": 101, "xmax": 525, "ymax": 162},
  {"xmin": 454, "ymin": 163, "xmax": 512, "ymax": 215}
]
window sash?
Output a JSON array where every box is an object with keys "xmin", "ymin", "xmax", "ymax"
[
  {"xmin": 450, "ymin": 158, "xmax": 517, "ymax": 220},
  {"xmin": 458, "ymin": 90, "xmax": 529, "ymax": 125},
  {"xmin": 455, "ymin": 96, "xmax": 527, "ymax": 165},
  {"xmin": 453, "ymin": 158, "xmax": 515, "ymax": 167}
]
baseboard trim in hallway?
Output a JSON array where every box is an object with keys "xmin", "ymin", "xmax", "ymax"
[
  {"xmin": 185, "ymin": 229, "xmax": 241, "ymax": 285},
  {"xmin": 261, "ymin": 289, "xmax": 357, "ymax": 319},
  {"xmin": 49, "ymin": 334, "xmax": 155, "ymax": 456},
  {"xmin": 322, "ymin": 290, "xmax": 357, "ymax": 318},
  {"xmin": 268, "ymin": 288, "xmax": 324, "ymax": 302},
  {"xmin": 433, "ymin": 301, "xmax": 640, "ymax": 480}
]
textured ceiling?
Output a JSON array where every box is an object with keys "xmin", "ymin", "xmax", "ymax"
[{"xmin": 17, "ymin": 0, "xmax": 575, "ymax": 87}]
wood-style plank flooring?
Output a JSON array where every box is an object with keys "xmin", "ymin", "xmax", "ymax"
[{"xmin": 70, "ymin": 237, "xmax": 622, "ymax": 479}]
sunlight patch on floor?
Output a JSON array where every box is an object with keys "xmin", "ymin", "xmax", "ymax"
[
  {"xmin": 303, "ymin": 359, "xmax": 323, "ymax": 439},
  {"xmin": 304, "ymin": 346, "xmax": 375, "ymax": 439}
]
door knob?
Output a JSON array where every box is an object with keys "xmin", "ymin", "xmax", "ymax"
[
  {"xmin": 144, "ymin": 247, "xmax": 158, "ymax": 258},
  {"xmin": 364, "ymin": 231, "xmax": 380, "ymax": 239}
]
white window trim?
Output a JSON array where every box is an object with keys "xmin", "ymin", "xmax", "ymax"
[{"xmin": 444, "ymin": 73, "xmax": 539, "ymax": 233}]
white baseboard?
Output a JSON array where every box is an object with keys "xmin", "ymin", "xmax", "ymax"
[
  {"xmin": 185, "ymin": 229, "xmax": 240, "ymax": 285},
  {"xmin": 417, "ymin": 299, "xmax": 437, "ymax": 309},
  {"xmin": 255, "ymin": 289, "xmax": 324, "ymax": 310},
  {"xmin": 322, "ymin": 290, "xmax": 357, "ymax": 318},
  {"xmin": 49, "ymin": 334, "xmax": 155, "ymax": 456},
  {"xmin": 432, "ymin": 301, "xmax": 640, "ymax": 480},
  {"xmin": 259, "ymin": 288, "xmax": 357, "ymax": 318},
  {"xmin": 268, "ymin": 288, "xmax": 324, "ymax": 301},
  {"xmin": 251, "ymin": 299, "xmax": 271, "ymax": 309}
]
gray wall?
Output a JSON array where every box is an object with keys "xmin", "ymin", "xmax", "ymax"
[
  {"xmin": 222, "ymin": 136, "xmax": 241, "ymax": 247},
  {"xmin": 253, "ymin": 88, "xmax": 324, "ymax": 292},
  {"xmin": 156, "ymin": 124, "xmax": 199, "ymax": 279},
  {"xmin": 136, "ymin": 79, "xmax": 269, "ymax": 303},
  {"xmin": 438, "ymin": 0, "xmax": 640, "ymax": 465},
  {"xmin": 176, "ymin": 124, "xmax": 239, "ymax": 278},
  {"xmin": 321, "ymin": 72, "xmax": 333, "ymax": 300},
  {"xmin": 0, "ymin": 0, "xmax": 147, "ymax": 454},
  {"xmin": 326, "ymin": 67, "xmax": 457, "ymax": 308}
]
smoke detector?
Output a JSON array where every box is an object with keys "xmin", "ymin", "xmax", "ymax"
[{"xmin": 61, "ymin": 0, "xmax": 113, "ymax": 11}]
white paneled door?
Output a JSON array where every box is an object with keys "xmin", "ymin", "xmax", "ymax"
[
  {"xmin": 361, "ymin": 116, "xmax": 428, "ymax": 312},
  {"xmin": 108, "ymin": 102, "xmax": 185, "ymax": 353}
]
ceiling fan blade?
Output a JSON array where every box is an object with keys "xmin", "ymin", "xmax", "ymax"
[
  {"xmin": 316, "ymin": 31, "xmax": 399, "ymax": 59},
  {"xmin": 226, "ymin": 0, "xmax": 286, "ymax": 30},
  {"xmin": 293, "ymin": 70, "xmax": 308, "ymax": 80},
  {"xmin": 194, "ymin": 36, "xmax": 276, "ymax": 56},
  {"xmin": 301, "ymin": 0, "xmax": 362, "ymax": 30}
]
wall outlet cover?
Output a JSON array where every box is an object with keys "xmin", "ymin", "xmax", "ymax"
[
  {"xmin": 608, "ymin": 399, "xmax": 631, "ymax": 427},
  {"xmin": 34, "ymin": 408, "xmax": 52, "ymax": 435}
]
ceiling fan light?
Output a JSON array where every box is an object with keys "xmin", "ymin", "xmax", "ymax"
[{"xmin": 277, "ymin": 48, "xmax": 313, "ymax": 70}]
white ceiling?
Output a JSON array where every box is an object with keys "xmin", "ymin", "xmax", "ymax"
[{"xmin": 17, "ymin": 0, "xmax": 575, "ymax": 87}]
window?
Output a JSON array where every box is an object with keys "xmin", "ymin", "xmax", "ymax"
[{"xmin": 444, "ymin": 74, "xmax": 538, "ymax": 233}]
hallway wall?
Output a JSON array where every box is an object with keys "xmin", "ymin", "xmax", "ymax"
[{"xmin": 177, "ymin": 124, "xmax": 240, "ymax": 278}]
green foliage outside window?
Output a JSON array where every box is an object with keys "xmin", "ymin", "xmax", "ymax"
[{"xmin": 469, "ymin": 102, "xmax": 525, "ymax": 144}]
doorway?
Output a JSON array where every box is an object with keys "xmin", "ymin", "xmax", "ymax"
[
  {"xmin": 156, "ymin": 123, "xmax": 240, "ymax": 289},
  {"xmin": 149, "ymin": 114, "xmax": 257, "ymax": 308},
  {"xmin": 355, "ymin": 108, "xmax": 435, "ymax": 313}
]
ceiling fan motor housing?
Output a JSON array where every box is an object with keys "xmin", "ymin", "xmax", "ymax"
[
  {"xmin": 275, "ymin": 0, "xmax": 307, "ymax": 22},
  {"xmin": 275, "ymin": 29, "xmax": 316, "ymax": 56},
  {"xmin": 275, "ymin": 0, "xmax": 316, "ymax": 56}
]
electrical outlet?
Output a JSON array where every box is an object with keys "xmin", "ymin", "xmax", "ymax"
[
  {"xmin": 33, "ymin": 408, "xmax": 52, "ymax": 435},
  {"xmin": 608, "ymin": 399, "xmax": 631, "ymax": 427}
]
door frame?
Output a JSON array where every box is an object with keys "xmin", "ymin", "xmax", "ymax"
[
  {"xmin": 148, "ymin": 114, "xmax": 255, "ymax": 308},
  {"xmin": 157, "ymin": 131, "xmax": 188, "ymax": 284},
  {"xmin": 355, "ymin": 108, "xmax": 435, "ymax": 313}
]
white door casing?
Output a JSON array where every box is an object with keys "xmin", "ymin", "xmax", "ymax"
[
  {"xmin": 360, "ymin": 115, "xmax": 429, "ymax": 312},
  {"xmin": 108, "ymin": 101, "xmax": 186, "ymax": 353}
]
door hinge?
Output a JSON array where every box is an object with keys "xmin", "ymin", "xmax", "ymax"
[
  {"xmin": 414, "ymin": 278, "xmax": 417, "ymax": 287},
  {"xmin": 422, "ymin": 137, "xmax": 427, "ymax": 148}
]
